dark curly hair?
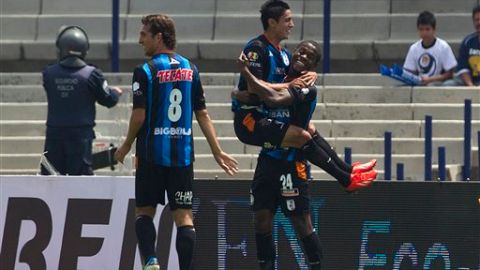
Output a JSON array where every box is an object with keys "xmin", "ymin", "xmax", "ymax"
[{"xmin": 141, "ymin": 14, "xmax": 176, "ymax": 50}]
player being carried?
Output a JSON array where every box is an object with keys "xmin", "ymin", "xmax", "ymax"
[
  {"xmin": 233, "ymin": 41, "xmax": 377, "ymax": 192},
  {"xmin": 234, "ymin": 40, "xmax": 377, "ymax": 270}
]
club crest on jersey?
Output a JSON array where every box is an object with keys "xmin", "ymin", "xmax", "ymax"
[
  {"xmin": 282, "ymin": 52, "xmax": 290, "ymax": 66},
  {"xmin": 286, "ymin": 199, "xmax": 296, "ymax": 211},
  {"xmin": 247, "ymin": 51, "xmax": 259, "ymax": 61},
  {"xmin": 418, "ymin": 52, "xmax": 436, "ymax": 76},
  {"xmin": 157, "ymin": 68, "xmax": 193, "ymax": 83}
]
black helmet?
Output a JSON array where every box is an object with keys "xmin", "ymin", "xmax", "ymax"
[{"xmin": 56, "ymin": 25, "xmax": 89, "ymax": 60}]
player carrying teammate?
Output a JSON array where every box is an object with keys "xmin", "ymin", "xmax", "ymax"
[
  {"xmin": 235, "ymin": 42, "xmax": 377, "ymax": 191},
  {"xmin": 114, "ymin": 14, "xmax": 238, "ymax": 270}
]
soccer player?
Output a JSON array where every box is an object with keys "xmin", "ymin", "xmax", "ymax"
[
  {"xmin": 232, "ymin": 0, "xmax": 317, "ymax": 148},
  {"xmin": 114, "ymin": 14, "xmax": 238, "ymax": 270},
  {"xmin": 403, "ymin": 11, "xmax": 457, "ymax": 86},
  {"xmin": 235, "ymin": 41, "xmax": 377, "ymax": 192},
  {"xmin": 240, "ymin": 41, "xmax": 374, "ymax": 270}
]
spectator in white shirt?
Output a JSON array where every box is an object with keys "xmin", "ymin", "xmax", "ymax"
[{"xmin": 403, "ymin": 11, "xmax": 458, "ymax": 86}]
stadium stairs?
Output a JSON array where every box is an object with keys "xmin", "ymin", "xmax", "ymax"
[
  {"xmin": 1, "ymin": 72, "xmax": 478, "ymax": 180},
  {"xmin": 1, "ymin": 0, "xmax": 479, "ymax": 72},
  {"xmin": 1, "ymin": 0, "xmax": 479, "ymax": 179}
]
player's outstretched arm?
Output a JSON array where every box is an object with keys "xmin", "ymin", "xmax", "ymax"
[
  {"xmin": 194, "ymin": 109, "xmax": 239, "ymax": 176},
  {"xmin": 237, "ymin": 53, "xmax": 293, "ymax": 107},
  {"xmin": 114, "ymin": 108, "xmax": 145, "ymax": 163}
]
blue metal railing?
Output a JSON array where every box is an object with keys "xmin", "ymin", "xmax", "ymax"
[
  {"xmin": 424, "ymin": 115, "xmax": 433, "ymax": 181},
  {"xmin": 322, "ymin": 0, "xmax": 331, "ymax": 74},
  {"xmin": 384, "ymin": 132, "xmax": 392, "ymax": 180},
  {"xmin": 463, "ymin": 99, "xmax": 472, "ymax": 180},
  {"xmin": 111, "ymin": 0, "xmax": 120, "ymax": 72},
  {"xmin": 396, "ymin": 163, "xmax": 404, "ymax": 180},
  {"xmin": 438, "ymin": 147, "xmax": 446, "ymax": 181},
  {"xmin": 344, "ymin": 147, "xmax": 352, "ymax": 165}
]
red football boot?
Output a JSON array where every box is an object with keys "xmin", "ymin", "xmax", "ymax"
[
  {"xmin": 346, "ymin": 169, "xmax": 377, "ymax": 192},
  {"xmin": 352, "ymin": 159, "xmax": 377, "ymax": 174}
]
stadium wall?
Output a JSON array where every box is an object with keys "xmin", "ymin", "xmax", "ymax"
[{"xmin": 0, "ymin": 176, "xmax": 479, "ymax": 270}]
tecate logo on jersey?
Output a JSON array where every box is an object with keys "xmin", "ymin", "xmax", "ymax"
[
  {"xmin": 156, "ymin": 68, "xmax": 193, "ymax": 83},
  {"xmin": 154, "ymin": 127, "xmax": 192, "ymax": 136}
]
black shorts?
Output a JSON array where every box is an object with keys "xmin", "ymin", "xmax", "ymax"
[
  {"xmin": 135, "ymin": 158, "xmax": 193, "ymax": 210},
  {"xmin": 233, "ymin": 108, "xmax": 289, "ymax": 149},
  {"xmin": 251, "ymin": 154, "xmax": 310, "ymax": 216}
]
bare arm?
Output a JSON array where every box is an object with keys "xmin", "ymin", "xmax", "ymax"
[
  {"xmin": 460, "ymin": 72, "xmax": 474, "ymax": 86},
  {"xmin": 195, "ymin": 109, "xmax": 239, "ymax": 175},
  {"xmin": 422, "ymin": 70, "xmax": 454, "ymax": 85},
  {"xmin": 231, "ymin": 90, "xmax": 261, "ymax": 105},
  {"xmin": 239, "ymin": 59, "xmax": 293, "ymax": 107},
  {"xmin": 114, "ymin": 108, "xmax": 145, "ymax": 163}
]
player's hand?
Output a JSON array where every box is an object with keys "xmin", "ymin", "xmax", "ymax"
[
  {"xmin": 213, "ymin": 151, "xmax": 239, "ymax": 176},
  {"xmin": 299, "ymin": 71, "xmax": 318, "ymax": 86},
  {"xmin": 237, "ymin": 51, "xmax": 249, "ymax": 72},
  {"xmin": 420, "ymin": 76, "xmax": 431, "ymax": 85},
  {"xmin": 111, "ymin": 86, "xmax": 123, "ymax": 96},
  {"xmin": 114, "ymin": 143, "xmax": 131, "ymax": 164},
  {"xmin": 289, "ymin": 78, "xmax": 307, "ymax": 89}
]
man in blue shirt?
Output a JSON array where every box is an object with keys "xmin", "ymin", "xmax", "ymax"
[
  {"xmin": 446, "ymin": 5, "xmax": 480, "ymax": 86},
  {"xmin": 114, "ymin": 14, "xmax": 238, "ymax": 270},
  {"xmin": 42, "ymin": 26, "xmax": 122, "ymax": 175}
]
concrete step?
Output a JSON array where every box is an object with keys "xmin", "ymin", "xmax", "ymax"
[
  {"xmin": 0, "ymin": 136, "xmax": 247, "ymax": 155},
  {"xmin": 412, "ymin": 87, "xmax": 480, "ymax": 104},
  {"xmin": 0, "ymin": 72, "xmax": 240, "ymax": 86},
  {"xmin": 0, "ymin": 153, "xmax": 430, "ymax": 180},
  {"xmin": 3, "ymin": 119, "xmax": 480, "ymax": 139},
  {"xmin": 2, "ymin": 102, "xmax": 478, "ymax": 122},
  {"xmin": 2, "ymin": 84, "xmax": 479, "ymax": 105},
  {"xmin": 0, "ymin": 136, "xmax": 468, "ymax": 163},
  {"xmin": 322, "ymin": 86, "xmax": 412, "ymax": 103}
]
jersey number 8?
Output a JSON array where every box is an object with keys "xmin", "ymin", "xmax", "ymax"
[{"xmin": 168, "ymin": 88, "xmax": 183, "ymax": 122}]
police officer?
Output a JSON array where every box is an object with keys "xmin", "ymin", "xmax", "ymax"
[{"xmin": 41, "ymin": 25, "xmax": 122, "ymax": 175}]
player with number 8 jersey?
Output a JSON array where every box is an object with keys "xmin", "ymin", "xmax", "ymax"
[
  {"xmin": 132, "ymin": 54, "xmax": 202, "ymax": 166},
  {"xmin": 115, "ymin": 14, "xmax": 238, "ymax": 270}
]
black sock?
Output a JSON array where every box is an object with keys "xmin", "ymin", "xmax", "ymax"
[
  {"xmin": 302, "ymin": 232, "xmax": 323, "ymax": 270},
  {"xmin": 313, "ymin": 131, "xmax": 352, "ymax": 173},
  {"xmin": 255, "ymin": 233, "xmax": 275, "ymax": 270},
  {"xmin": 176, "ymin": 225, "xmax": 196, "ymax": 270},
  {"xmin": 302, "ymin": 139, "xmax": 351, "ymax": 187},
  {"xmin": 135, "ymin": 215, "xmax": 157, "ymax": 263}
]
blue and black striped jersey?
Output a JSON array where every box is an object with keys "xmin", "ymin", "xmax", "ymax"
[
  {"xmin": 261, "ymin": 85, "xmax": 318, "ymax": 161},
  {"xmin": 132, "ymin": 53, "xmax": 206, "ymax": 167},
  {"xmin": 232, "ymin": 34, "xmax": 292, "ymax": 111}
]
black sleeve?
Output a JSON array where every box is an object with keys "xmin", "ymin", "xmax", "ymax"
[
  {"xmin": 192, "ymin": 65, "xmax": 207, "ymax": 111},
  {"xmin": 131, "ymin": 66, "xmax": 148, "ymax": 109},
  {"xmin": 288, "ymin": 85, "xmax": 317, "ymax": 104},
  {"xmin": 87, "ymin": 68, "xmax": 119, "ymax": 108},
  {"xmin": 237, "ymin": 43, "xmax": 268, "ymax": 90}
]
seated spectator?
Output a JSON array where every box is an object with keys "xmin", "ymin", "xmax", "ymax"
[
  {"xmin": 448, "ymin": 5, "xmax": 480, "ymax": 86},
  {"xmin": 403, "ymin": 11, "xmax": 457, "ymax": 86}
]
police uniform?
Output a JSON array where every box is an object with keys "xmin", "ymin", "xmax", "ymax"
[
  {"xmin": 251, "ymin": 84, "xmax": 318, "ymax": 216},
  {"xmin": 233, "ymin": 35, "xmax": 292, "ymax": 148},
  {"xmin": 132, "ymin": 53, "xmax": 206, "ymax": 210},
  {"xmin": 42, "ymin": 58, "xmax": 119, "ymax": 175}
]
